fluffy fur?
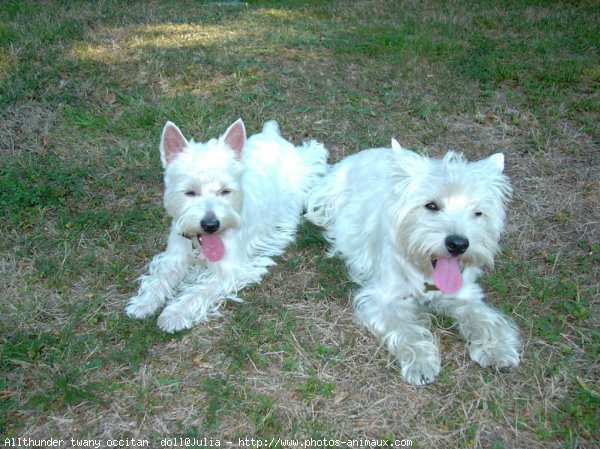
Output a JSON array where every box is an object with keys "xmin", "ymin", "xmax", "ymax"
[
  {"xmin": 305, "ymin": 140, "xmax": 520, "ymax": 385},
  {"xmin": 126, "ymin": 119, "xmax": 328, "ymax": 333}
]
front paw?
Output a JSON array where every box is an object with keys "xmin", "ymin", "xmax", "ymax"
[
  {"xmin": 469, "ymin": 340, "xmax": 520, "ymax": 371},
  {"xmin": 468, "ymin": 322, "xmax": 521, "ymax": 370},
  {"xmin": 157, "ymin": 307, "xmax": 192, "ymax": 333},
  {"xmin": 399, "ymin": 343, "xmax": 441, "ymax": 386},
  {"xmin": 125, "ymin": 294, "xmax": 162, "ymax": 319}
]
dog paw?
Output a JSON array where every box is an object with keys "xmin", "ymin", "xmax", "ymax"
[
  {"xmin": 157, "ymin": 308, "xmax": 192, "ymax": 333},
  {"xmin": 469, "ymin": 342, "xmax": 520, "ymax": 371},
  {"xmin": 399, "ymin": 348, "xmax": 441, "ymax": 386},
  {"xmin": 125, "ymin": 295, "xmax": 161, "ymax": 319},
  {"xmin": 401, "ymin": 359, "xmax": 440, "ymax": 386}
]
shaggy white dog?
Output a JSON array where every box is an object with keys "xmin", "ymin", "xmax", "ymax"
[
  {"xmin": 126, "ymin": 119, "xmax": 328, "ymax": 333},
  {"xmin": 306, "ymin": 140, "xmax": 520, "ymax": 385}
]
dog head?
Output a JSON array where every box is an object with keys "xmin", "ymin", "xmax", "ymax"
[
  {"xmin": 391, "ymin": 148, "xmax": 512, "ymax": 293},
  {"xmin": 160, "ymin": 119, "xmax": 246, "ymax": 262}
]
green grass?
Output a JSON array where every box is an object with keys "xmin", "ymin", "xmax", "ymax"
[
  {"xmin": 0, "ymin": 0, "xmax": 598, "ymax": 446},
  {"xmin": 481, "ymin": 245, "xmax": 599, "ymax": 445}
]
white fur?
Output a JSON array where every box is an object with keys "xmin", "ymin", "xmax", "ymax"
[
  {"xmin": 126, "ymin": 119, "xmax": 328, "ymax": 332},
  {"xmin": 306, "ymin": 143, "xmax": 520, "ymax": 385}
]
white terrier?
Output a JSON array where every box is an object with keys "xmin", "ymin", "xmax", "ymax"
[
  {"xmin": 306, "ymin": 140, "xmax": 520, "ymax": 385},
  {"xmin": 126, "ymin": 119, "xmax": 328, "ymax": 333}
]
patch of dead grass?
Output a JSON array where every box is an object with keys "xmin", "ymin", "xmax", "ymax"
[{"xmin": 0, "ymin": 102, "xmax": 59, "ymax": 156}]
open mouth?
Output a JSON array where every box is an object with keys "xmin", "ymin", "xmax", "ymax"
[
  {"xmin": 430, "ymin": 256, "xmax": 463, "ymax": 294},
  {"xmin": 182, "ymin": 232, "xmax": 226, "ymax": 262}
]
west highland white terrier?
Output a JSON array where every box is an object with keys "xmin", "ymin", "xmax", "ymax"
[
  {"xmin": 306, "ymin": 139, "xmax": 520, "ymax": 385},
  {"xmin": 126, "ymin": 119, "xmax": 328, "ymax": 333}
]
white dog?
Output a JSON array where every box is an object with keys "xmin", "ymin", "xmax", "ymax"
[
  {"xmin": 306, "ymin": 140, "xmax": 520, "ymax": 385},
  {"xmin": 126, "ymin": 119, "xmax": 328, "ymax": 333}
]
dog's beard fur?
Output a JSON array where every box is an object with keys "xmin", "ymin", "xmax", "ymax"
[
  {"xmin": 125, "ymin": 119, "xmax": 328, "ymax": 333},
  {"xmin": 306, "ymin": 145, "xmax": 520, "ymax": 385},
  {"xmin": 165, "ymin": 161, "xmax": 243, "ymax": 262}
]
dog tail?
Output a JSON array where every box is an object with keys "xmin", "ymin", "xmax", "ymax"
[
  {"xmin": 304, "ymin": 161, "xmax": 346, "ymax": 229},
  {"xmin": 261, "ymin": 120, "xmax": 281, "ymax": 136},
  {"xmin": 295, "ymin": 140, "xmax": 328, "ymax": 196},
  {"xmin": 299, "ymin": 139, "xmax": 329, "ymax": 176}
]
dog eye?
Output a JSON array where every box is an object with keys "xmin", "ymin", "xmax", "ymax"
[
  {"xmin": 219, "ymin": 188, "xmax": 232, "ymax": 196},
  {"xmin": 475, "ymin": 211, "xmax": 483, "ymax": 217},
  {"xmin": 185, "ymin": 190, "xmax": 199, "ymax": 197},
  {"xmin": 425, "ymin": 202, "xmax": 440, "ymax": 212}
]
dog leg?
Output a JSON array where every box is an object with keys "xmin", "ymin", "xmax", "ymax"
[
  {"xmin": 355, "ymin": 286, "xmax": 440, "ymax": 386},
  {"xmin": 156, "ymin": 280, "xmax": 227, "ymax": 333},
  {"xmin": 433, "ymin": 295, "xmax": 521, "ymax": 371},
  {"xmin": 125, "ymin": 235, "xmax": 189, "ymax": 319}
]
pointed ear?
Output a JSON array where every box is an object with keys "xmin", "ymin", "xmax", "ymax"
[
  {"xmin": 391, "ymin": 138, "xmax": 405, "ymax": 152},
  {"xmin": 160, "ymin": 121, "xmax": 188, "ymax": 168},
  {"xmin": 483, "ymin": 153, "xmax": 505, "ymax": 173},
  {"xmin": 222, "ymin": 118, "xmax": 246, "ymax": 160}
]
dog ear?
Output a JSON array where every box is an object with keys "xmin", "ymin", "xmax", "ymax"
[
  {"xmin": 160, "ymin": 121, "xmax": 188, "ymax": 168},
  {"xmin": 482, "ymin": 153, "xmax": 505, "ymax": 173},
  {"xmin": 391, "ymin": 138, "xmax": 405, "ymax": 152},
  {"xmin": 223, "ymin": 118, "xmax": 246, "ymax": 160},
  {"xmin": 394, "ymin": 148, "xmax": 430, "ymax": 178}
]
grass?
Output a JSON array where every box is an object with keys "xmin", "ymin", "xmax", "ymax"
[{"xmin": 1, "ymin": 0, "xmax": 598, "ymax": 447}]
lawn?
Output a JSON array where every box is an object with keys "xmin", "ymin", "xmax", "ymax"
[{"xmin": 0, "ymin": 0, "xmax": 598, "ymax": 448}]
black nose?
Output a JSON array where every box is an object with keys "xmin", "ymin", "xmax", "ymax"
[
  {"xmin": 445, "ymin": 235, "xmax": 469, "ymax": 256},
  {"xmin": 200, "ymin": 217, "xmax": 220, "ymax": 234}
]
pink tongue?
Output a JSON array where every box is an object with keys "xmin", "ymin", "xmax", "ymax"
[
  {"xmin": 201, "ymin": 234, "xmax": 225, "ymax": 262},
  {"xmin": 432, "ymin": 257, "xmax": 463, "ymax": 294}
]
